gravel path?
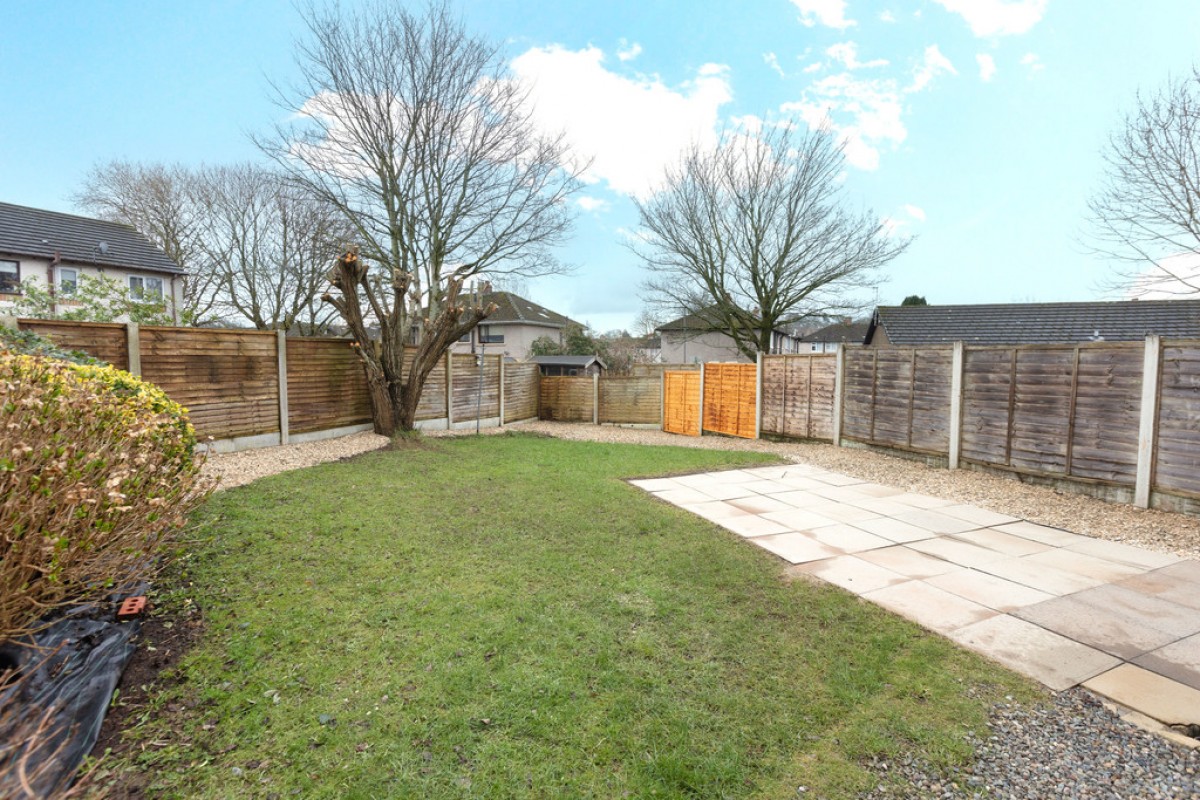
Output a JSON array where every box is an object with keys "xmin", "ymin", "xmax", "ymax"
[{"xmin": 200, "ymin": 421, "xmax": 1200, "ymax": 797}]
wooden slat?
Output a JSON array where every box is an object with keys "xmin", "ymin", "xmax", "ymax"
[
  {"xmin": 539, "ymin": 376, "xmax": 594, "ymax": 422},
  {"xmin": 663, "ymin": 370, "xmax": 700, "ymax": 436},
  {"xmin": 503, "ymin": 362, "xmax": 539, "ymax": 422}
]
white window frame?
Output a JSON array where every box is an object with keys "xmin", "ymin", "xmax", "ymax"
[
  {"xmin": 128, "ymin": 275, "xmax": 164, "ymax": 301},
  {"xmin": 57, "ymin": 266, "xmax": 78, "ymax": 296},
  {"xmin": 0, "ymin": 259, "xmax": 20, "ymax": 294}
]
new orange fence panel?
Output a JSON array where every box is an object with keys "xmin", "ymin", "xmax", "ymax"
[
  {"xmin": 702, "ymin": 362, "xmax": 757, "ymax": 439},
  {"xmin": 662, "ymin": 370, "xmax": 701, "ymax": 436}
]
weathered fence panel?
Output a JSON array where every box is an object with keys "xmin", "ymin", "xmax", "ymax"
[
  {"xmin": 1070, "ymin": 345, "xmax": 1142, "ymax": 484},
  {"xmin": 139, "ymin": 327, "xmax": 280, "ymax": 441},
  {"xmin": 285, "ymin": 337, "xmax": 372, "ymax": 434},
  {"xmin": 18, "ymin": 319, "xmax": 130, "ymax": 371},
  {"xmin": 760, "ymin": 354, "xmax": 836, "ymax": 441},
  {"xmin": 839, "ymin": 347, "xmax": 952, "ymax": 454},
  {"xmin": 503, "ymin": 362, "xmax": 539, "ymax": 423},
  {"xmin": 663, "ymin": 370, "xmax": 700, "ymax": 436},
  {"xmin": 910, "ymin": 349, "xmax": 953, "ymax": 454},
  {"xmin": 450, "ymin": 354, "xmax": 501, "ymax": 422},
  {"xmin": 1154, "ymin": 341, "xmax": 1200, "ymax": 497},
  {"xmin": 599, "ymin": 376, "xmax": 661, "ymax": 425},
  {"xmin": 539, "ymin": 376, "xmax": 594, "ymax": 422},
  {"xmin": 702, "ymin": 362, "xmax": 756, "ymax": 439}
]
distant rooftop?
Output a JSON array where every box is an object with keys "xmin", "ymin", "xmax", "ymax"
[
  {"xmin": 0, "ymin": 201, "xmax": 184, "ymax": 274},
  {"xmin": 800, "ymin": 320, "xmax": 870, "ymax": 345},
  {"xmin": 483, "ymin": 291, "xmax": 576, "ymax": 328},
  {"xmin": 869, "ymin": 300, "xmax": 1200, "ymax": 346}
]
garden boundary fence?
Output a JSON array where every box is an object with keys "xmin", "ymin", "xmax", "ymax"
[{"xmin": 10, "ymin": 318, "xmax": 540, "ymax": 451}]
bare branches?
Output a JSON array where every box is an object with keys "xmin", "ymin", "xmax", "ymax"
[
  {"xmin": 1087, "ymin": 68, "xmax": 1200, "ymax": 296},
  {"xmin": 635, "ymin": 122, "xmax": 906, "ymax": 360}
]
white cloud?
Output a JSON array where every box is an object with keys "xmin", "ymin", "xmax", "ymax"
[
  {"xmin": 879, "ymin": 10, "xmax": 897, "ymax": 23},
  {"xmin": 825, "ymin": 42, "xmax": 889, "ymax": 70},
  {"xmin": 764, "ymin": 51, "xmax": 786, "ymax": 78},
  {"xmin": 1020, "ymin": 52, "xmax": 1044, "ymax": 74},
  {"xmin": 904, "ymin": 204, "xmax": 926, "ymax": 222},
  {"xmin": 577, "ymin": 196, "xmax": 610, "ymax": 212},
  {"xmin": 933, "ymin": 0, "xmax": 1048, "ymax": 37},
  {"xmin": 907, "ymin": 45, "xmax": 957, "ymax": 93},
  {"xmin": 783, "ymin": 45, "xmax": 955, "ymax": 171},
  {"xmin": 790, "ymin": 0, "xmax": 856, "ymax": 29},
  {"xmin": 510, "ymin": 45, "xmax": 732, "ymax": 197},
  {"xmin": 616, "ymin": 40, "xmax": 642, "ymax": 62},
  {"xmin": 802, "ymin": 61, "xmax": 824, "ymax": 74},
  {"xmin": 976, "ymin": 53, "xmax": 997, "ymax": 82}
]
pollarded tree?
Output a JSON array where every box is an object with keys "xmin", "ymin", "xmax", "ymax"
[
  {"xmin": 261, "ymin": 1, "xmax": 584, "ymax": 435},
  {"xmin": 635, "ymin": 122, "xmax": 907, "ymax": 360},
  {"xmin": 1088, "ymin": 68, "xmax": 1200, "ymax": 295}
]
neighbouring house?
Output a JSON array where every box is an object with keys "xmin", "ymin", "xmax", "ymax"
[
  {"xmin": 0, "ymin": 201, "xmax": 186, "ymax": 322},
  {"xmin": 656, "ymin": 308, "xmax": 801, "ymax": 363},
  {"xmin": 865, "ymin": 299, "xmax": 1200, "ymax": 346},
  {"xmin": 634, "ymin": 333, "xmax": 661, "ymax": 363},
  {"xmin": 531, "ymin": 354, "xmax": 607, "ymax": 377},
  {"xmin": 799, "ymin": 319, "xmax": 871, "ymax": 352},
  {"xmin": 447, "ymin": 291, "xmax": 578, "ymax": 359}
]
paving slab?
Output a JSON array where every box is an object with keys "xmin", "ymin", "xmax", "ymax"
[
  {"xmin": 1084, "ymin": 664, "xmax": 1200, "ymax": 726},
  {"xmin": 937, "ymin": 504, "xmax": 1021, "ymax": 527},
  {"xmin": 1067, "ymin": 584, "xmax": 1200, "ymax": 639},
  {"xmin": 760, "ymin": 507, "xmax": 841, "ymax": 532},
  {"xmin": 769, "ymin": 490, "xmax": 830, "ymax": 509},
  {"xmin": 992, "ymin": 520, "xmax": 1092, "ymax": 548},
  {"xmin": 727, "ymin": 495, "xmax": 795, "ymax": 515},
  {"xmin": 894, "ymin": 508, "xmax": 983, "ymax": 535},
  {"xmin": 792, "ymin": 555, "xmax": 911, "ymax": 594},
  {"xmin": 908, "ymin": 536, "xmax": 1012, "ymax": 569},
  {"xmin": 1118, "ymin": 561, "xmax": 1200, "ymax": 611},
  {"xmin": 951, "ymin": 527, "xmax": 1053, "ymax": 558},
  {"xmin": 1022, "ymin": 548, "xmax": 1145, "ymax": 584},
  {"xmin": 679, "ymin": 501, "xmax": 752, "ymax": 522},
  {"xmin": 859, "ymin": 545, "xmax": 963, "ymax": 579},
  {"xmin": 976, "ymin": 555, "xmax": 1105, "ymax": 596},
  {"xmin": 803, "ymin": 523, "xmax": 893, "ymax": 554},
  {"xmin": 736, "ymin": 478, "xmax": 798, "ymax": 495},
  {"xmin": 654, "ymin": 487, "xmax": 718, "ymax": 505},
  {"xmin": 863, "ymin": 581, "xmax": 997, "ymax": 634},
  {"xmin": 1134, "ymin": 633, "xmax": 1200, "ymax": 692},
  {"xmin": 925, "ymin": 568, "xmax": 1056, "ymax": 612},
  {"xmin": 805, "ymin": 501, "xmax": 881, "ymax": 524},
  {"xmin": 890, "ymin": 492, "xmax": 955, "ymax": 509},
  {"xmin": 808, "ymin": 472, "xmax": 866, "ymax": 487},
  {"xmin": 718, "ymin": 514, "xmax": 792, "ymax": 539},
  {"xmin": 845, "ymin": 497, "xmax": 919, "ymax": 516},
  {"xmin": 688, "ymin": 483, "xmax": 761, "ymax": 501},
  {"xmin": 1015, "ymin": 594, "xmax": 1188, "ymax": 660},
  {"xmin": 629, "ymin": 477, "xmax": 682, "ymax": 492},
  {"xmin": 1064, "ymin": 538, "xmax": 1183, "ymax": 571},
  {"xmin": 952, "ymin": 615, "xmax": 1122, "ymax": 692},
  {"xmin": 750, "ymin": 532, "xmax": 844, "ymax": 564},
  {"xmin": 850, "ymin": 516, "xmax": 939, "ymax": 544}
]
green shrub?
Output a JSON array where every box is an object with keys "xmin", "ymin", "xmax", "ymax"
[{"xmin": 0, "ymin": 353, "xmax": 212, "ymax": 641}]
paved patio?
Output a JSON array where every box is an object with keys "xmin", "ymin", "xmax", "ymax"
[{"xmin": 632, "ymin": 463, "xmax": 1200, "ymax": 744}]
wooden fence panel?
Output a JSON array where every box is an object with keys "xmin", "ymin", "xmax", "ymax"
[
  {"xmin": 599, "ymin": 376, "xmax": 661, "ymax": 424},
  {"xmin": 450, "ymin": 354, "xmax": 501, "ymax": 422},
  {"xmin": 405, "ymin": 350, "xmax": 448, "ymax": 422},
  {"xmin": 1155, "ymin": 342, "xmax": 1200, "ymax": 497},
  {"xmin": 870, "ymin": 349, "xmax": 916, "ymax": 449},
  {"xmin": 503, "ymin": 362, "xmax": 539, "ymax": 423},
  {"xmin": 18, "ymin": 319, "xmax": 130, "ymax": 371},
  {"xmin": 1008, "ymin": 346, "xmax": 1074, "ymax": 475},
  {"xmin": 138, "ymin": 327, "xmax": 279, "ymax": 440},
  {"xmin": 285, "ymin": 337, "xmax": 371, "ymax": 434},
  {"xmin": 663, "ymin": 370, "xmax": 700, "ymax": 436},
  {"xmin": 702, "ymin": 362, "xmax": 757, "ymax": 439},
  {"xmin": 961, "ymin": 348, "xmax": 1016, "ymax": 467},
  {"xmin": 539, "ymin": 376, "xmax": 594, "ymax": 422},
  {"xmin": 841, "ymin": 348, "xmax": 876, "ymax": 442},
  {"xmin": 1069, "ymin": 344, "xmax": 1143, "ymax": 485},
  {"xmin": 760, "ymin": 354, "xmax": 836, "ymax": 441},
  {"xmin": 910, "ymin": 348, "xmax": 952, "ymax": 454}
]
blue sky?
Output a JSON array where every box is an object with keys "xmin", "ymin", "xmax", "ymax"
[{"xmin": 4, "ymin": 1, "xmax": 1200, "ymax": 332}]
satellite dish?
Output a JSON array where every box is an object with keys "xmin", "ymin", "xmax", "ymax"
[{"xmin": 97, "ymin": 241, "xmax": 109, "ymax": 255}]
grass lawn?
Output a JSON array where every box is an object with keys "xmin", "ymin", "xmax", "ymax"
[{"xmin": 111, "ymin": 433, "xmax": 1037, "ymax": 798}]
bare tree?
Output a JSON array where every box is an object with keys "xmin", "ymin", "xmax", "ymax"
[
  {"xmin": 74, "ymin": 161, "xmax": 222, "ymax": 324},
  {"xmin": 1088, "ymin": 68, "xmax": 1200, "ymax": 296},
  {"xmin": 635, "ymin": 122, "xmax": 906, "ymax": 360},
  {"xmin": 193, "ymin": 165, "xmax": 345, "ymax": 331},
  {"xmin": 260, "ymin": 1, "xmax": 583, "ymax": 435}
]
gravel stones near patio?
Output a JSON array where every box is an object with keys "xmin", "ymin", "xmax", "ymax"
[{"xmin": 860, "ymin": 688, "xmax": 1200, "ymax": 799}]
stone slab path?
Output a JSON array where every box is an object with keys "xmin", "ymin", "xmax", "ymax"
[{"xmin": 632, "ymin": 463, "xmax": 1200, "ymax": 740}]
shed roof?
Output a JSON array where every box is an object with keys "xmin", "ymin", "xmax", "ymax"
[
  {"xmin": 869, "ymin": 300, "xmax": 1200, "ymax": 345},
  {"xmin": 0, "ymin": 201, "xmax": 184, "ymax": 274},
  {"xmin": 530, "ymin": 355, "xmax": 608, "ymax": 369}
]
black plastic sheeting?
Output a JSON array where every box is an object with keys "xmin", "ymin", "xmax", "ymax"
[{"xmin": 0, "ymin": 600, "xmax": 141, "ymax": 797}]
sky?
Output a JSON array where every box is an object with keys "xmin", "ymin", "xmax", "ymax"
[{"xmin": 3, "ymin": 1, "xmax": 1200, "ymax": 333}]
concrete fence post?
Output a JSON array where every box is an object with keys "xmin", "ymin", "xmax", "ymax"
[
  {"xmin": 276, "ymin": 330, "xmax": 289, "ymax": 445},
  {"xmin": 697, "ymin": 363, "xmax": 706, "ymax": 437},
  {"xmin": 592, "ymin": 371, "xmax": 599, "ymax": 425},
  {"xmin": 499, "ymin": 356, "xmax": 506, "ymax": 427},
  {"xmin": 755, "ymin": 351, "xmax": 764, "ymax": 439},
  {"xmin": 446, "ymin": 352, "xmax": 454, "ymax": 429},
  {"xmin": 659, "ymin": 369, "xmax": 666, "ymax": 430},
  {"xmin": 831, "ymin": 345, "xmax": 845, "ymax": 447},
  {"xmin": 1134, "ymin": 335, "xmax": 1162, "ymax": 508},
  {"xmin": 948, "ymin": 341, "xmax": 964, "ymax": 469},
  {"xmin": 126, "ymin": 322, "xmax": 142, "ymax": 377}
]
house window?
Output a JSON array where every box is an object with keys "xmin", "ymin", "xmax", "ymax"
[
  {"xmin": 0, "ymin": 260, "xmax": 19, "ymax": 294},
  {"xmin": 478, "ymin": 325, "xmax": 504, "ymax": 344},
  {"xmin": 57, "ymin": 267, "xmax": 78, "ymax": 296},
  {"xmin": 129, "ymin": 275, "xmax": 164, "ymax": 301}
]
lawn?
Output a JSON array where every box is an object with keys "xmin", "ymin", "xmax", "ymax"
[{"xmin": 109, "ymin": 433, "xmax": 1037, "ymax": 798}]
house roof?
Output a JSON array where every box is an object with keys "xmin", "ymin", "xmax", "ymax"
[
  {"xmin": 483, "ymin": 291, "xmax": 575, "ymax": 329},
  {"xmin": 0, "ymin": 201, "xmax": 184, "ymax": 275},
  {"xmin": 868, "ymin": 300, "xmax": 1200, "ymax": 346},
  {"xmin": 657, "ymin": 306, "xmax": 793, "ymax": 336},
  {"xmin": 530, "ymin": 355, "xmax": 608, "ymax": 369},
  {"xmin": 800, "ymin": 320, "xmax": 870, "ymax": 344}
]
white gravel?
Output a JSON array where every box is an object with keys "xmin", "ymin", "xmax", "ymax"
[{"xmin": 200, "ymin": 420, "xmax": 1200, "ymax": 561}]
